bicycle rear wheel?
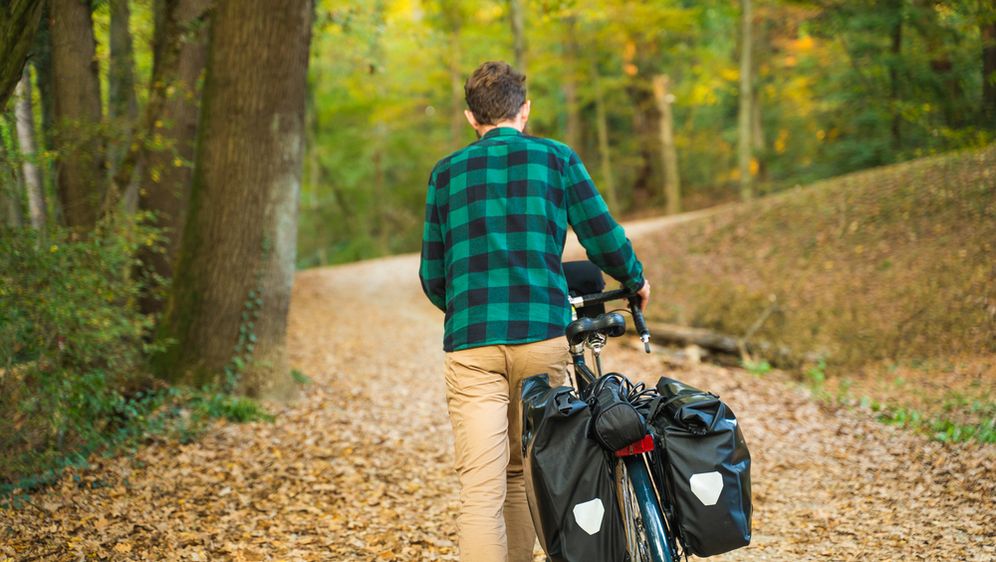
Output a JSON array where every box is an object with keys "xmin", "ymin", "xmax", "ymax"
[{"xmin": 617, "ymin": 456, "xmax": 677, "ymax": 562}]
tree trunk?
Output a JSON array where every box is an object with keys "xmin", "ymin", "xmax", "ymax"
[
  {"xmin": 137, "ymin": 0, "xmax": 211, "ymax": 314},
  {"xmin": 592, "ymin": 67, "xmax": 619, "ymax": 211},
  {"xmin": 14, "ymin": 68, "xmax": 46, "ymax": 231},
  {"xmin": 0, "ymin": 136, "xmax": 24, "ymax": 228},
  {"xmin": 751, "ymin": 14, "xmax": 767, "ymax": 183},
  {"xmin": 737, "ymin": 0, "xmax": 754, "ymax": 201},
  {"xmin": 109, "ymin": 0, "xmax": 138, "ymax": 125},
  {"xmin": 109, "ymin": 0, "xmax": 141, "ymax": 211},
  {"xmin": 449, "ymin": 29, "xmax": 465, "ymax": 149},
  {"xmin": 373, "ymin": 123, "xmax": 389, "ymax": 254},
  {"xmin": 624, "ymin": 77, "xmax": 659, "ymax": 207},
  {"xmin": 652, "ymin": 74, "xmax": 681, "ymax": 215},
  {"xmin": 0, "ymin": 0, "xmax": 44, "ymax": 109},
  {"xmin": 563, "ymin": 14, "xmax": 581, "ymax": 150},
  {"xmin": 30, "ymin": 7, "xmax": 54, "ymax": 154},
  {"xmin": 983, "ymin": 22, "xmax": 996, "ymax": 120},
  {"xmin": 509, "ymin": 0, "xmax": 526, "ymax": 73},
  {"xmin": 751, "ymin": 82, "xmax": 765, "ymax": 181},
  {"xmin": 889, "ymin": 0, "xmax": 903, "ymax": 150},
  {"xmin": 155, "ymin": 0, "xmax": 311, "ymax": 400},
  {"xmin": 641, "ymin": 321, "xmax": 820, "ymax": 368},
  {"xmin": 50, "ymin": 0, "xmax": 105, "ymax": 229}
]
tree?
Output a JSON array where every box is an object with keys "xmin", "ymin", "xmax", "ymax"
[
  {"xmin": 592, "ymin": 65, "xmax": 619, "ymax": 211},
  {"xmin": 108, "ymin": 0, "xmax": 140, "ymax": 210},
  {"xmin": 983, "ymin": 19, "xmax": 996, "ymax": 120},
  {"xmin": 509, "ymin": 0, "xmax": 526, "ymax": 73},
  {"xmin": 136, "ymin": 0, "xmax": 211, "ymax": 313},
  {"xmin": 887, "ymin": 0, "xmax": 902, "ymax": 149},
  {"xmin": 652, "ymin": 74, "xmax": 681, "ymax": 214},
  {"xmin": 562, "ymin": 13, "xmax": 582, "ymax": 150},
  {"xmin": 738, "ymin": 0, "xmax": 754, "ymax": 201},
  {"xmin": 29, "ymin": 5, "xmax": 54, "ymax": 156},
  {"xmin": 50, "ymin": 0, "xmax": 106, "ymax": 229},
  {"xmin": 155, "ymin": 0, "xmax": 312, "ymax": 399},
  {"xmin": 445, "ymin": 8, "xmax": 466, "ymax": 149},
  {"xmin": 0, "ymin": 135, "xmax": 24, "ymax": 227},
  {"xmin": 109, "ymin": 0, "xmax": 138, "ymax": 128},
  {"xmin": 14, "ymin": 68, "xmax": 46, "ymax": 231},
  {"xmin": 0, "ymin": 0, "xmax": 44, "ymax": 109}
]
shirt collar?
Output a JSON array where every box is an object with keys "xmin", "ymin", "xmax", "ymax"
[{"xmin": 481, "ymin": 127, "xmax": 522, "ymax": 140}]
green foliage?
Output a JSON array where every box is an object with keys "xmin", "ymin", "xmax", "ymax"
[
  {"xmin": 743, "ymin": 359, "xmax": 772, "ymax": 376},
  {"xmin": 876, "ymin": 403, "xmax": 996, "ymax": 444},
  {"xmin": 291, "ymin": 369, "xmax": 312, "ymax": 385},
  {"xmin": 187, "ymin": 392, "xmax": 275, "ymax": 425},
  {"xmin": 0, "ymin": 214, "xmax": 162, "ymax": 483},
  {"xmin": 299, "ymin": 0, "xmax": 995, "ymax": 265},
  {"xmin": 0, "ymin": 384, "xmax": 273, "ymax": 501},
  {"xmin": 222, "ymin": 238, "xmax": 270, "ymax": 394},
  {"xmin": 805, "ymin": 359, "xmax": 827, "ymax": 387}
]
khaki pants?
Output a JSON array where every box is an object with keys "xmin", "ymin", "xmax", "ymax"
[{"xmin": 444, "ymin": 338, "xmax": 569, "ymax": 562}]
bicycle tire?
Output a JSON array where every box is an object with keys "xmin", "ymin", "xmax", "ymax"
[
  {"xmin": 618, "ymin": 460, "xmax": 653, "ymax": 562},
  {"xmin": 618, "ymin": 455, "xmax": 679, "ymax": 562}
]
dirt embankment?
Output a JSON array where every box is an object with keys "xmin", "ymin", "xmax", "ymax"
[
  {"xmin": 635, "ymin": 146, "xmax": 996, "ymax": 440},
  {"xmin": 641, "ymin": 146, "xmax": 996, "ymax": 367}
]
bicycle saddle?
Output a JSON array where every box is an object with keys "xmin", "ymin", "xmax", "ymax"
[{"xmin": 566, "ymin": 312, "xmax": 627, "ymax": 346}]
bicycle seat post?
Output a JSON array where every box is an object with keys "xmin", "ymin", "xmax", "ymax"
[{"xmin": 589, "ymin": 333, "xmax": 607, "ymax": 378}]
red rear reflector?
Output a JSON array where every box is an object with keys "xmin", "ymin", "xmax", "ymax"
[{"xmin": 614, "ymin": 434, "xmax": 655, "ymax": 457}]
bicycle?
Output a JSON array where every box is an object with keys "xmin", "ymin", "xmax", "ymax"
[{"xmin": 563, "ymin": 287, "xmax": 682, "ymax": 562}]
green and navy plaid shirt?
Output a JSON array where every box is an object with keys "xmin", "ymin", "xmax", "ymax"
[{"xmin": 419, "ymin": 127, "xmax": 645, "ymax": 352}]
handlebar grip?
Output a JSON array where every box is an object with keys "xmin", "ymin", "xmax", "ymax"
[{"xmin": 628, "ymin": 296, "xmax": 652, "ymax": 353}]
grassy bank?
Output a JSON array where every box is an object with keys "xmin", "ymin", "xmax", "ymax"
[{"xmin": 640, "ymin": 145, "xmax": 995, "ymax": 440}]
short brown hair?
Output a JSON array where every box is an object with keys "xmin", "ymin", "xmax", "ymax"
[{"xmin": 464, "ymin": 61, "xmax": 526, "ymax": 125}]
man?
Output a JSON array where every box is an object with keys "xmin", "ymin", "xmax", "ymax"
[{"xmin": 419, "ymin": 61, "xmax": 649, "ymax": 562}]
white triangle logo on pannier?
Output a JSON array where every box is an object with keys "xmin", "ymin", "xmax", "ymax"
[
  {"xmin": 572, "ymin": 498, "xmax": 605, "ymax": 535},
  {"xmin": 689, "ymin": 471, "xmax": 723, "ymax": 506}
]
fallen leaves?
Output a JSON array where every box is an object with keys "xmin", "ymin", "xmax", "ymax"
[{"xmin": 1, "ymin": 255, "xmax": 993, "ymax": 561}]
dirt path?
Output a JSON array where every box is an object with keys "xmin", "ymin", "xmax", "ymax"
[{"xmin": 2, "ymin": 226, "xmax": 994, "ymax": 561}]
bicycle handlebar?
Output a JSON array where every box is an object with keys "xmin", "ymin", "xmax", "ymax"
[
  {"xmin": 568, "ymin": 288, "xmax": 652, "ymax": 353},
  {"xmin": 567, "ymin": 288, "xmax": 632, "ymax": 308}
]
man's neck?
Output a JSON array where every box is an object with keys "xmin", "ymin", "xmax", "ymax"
[{"xmin": 475, "ymin": 119, "xmax": 523, "ymax": 137}]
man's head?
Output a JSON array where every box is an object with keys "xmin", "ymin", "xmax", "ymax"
[{"xmin": 464, "ymin": 61, "xmax": 529, "ymax": 131}]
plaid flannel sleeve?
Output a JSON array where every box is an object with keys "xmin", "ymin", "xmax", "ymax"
[
  {"xmin": 564, "ymin": 151, "xmax": 645, "ymax": 292},
  {"xmin": 419, "ymin": 174, "xmax": 446, "ymax": 311}
]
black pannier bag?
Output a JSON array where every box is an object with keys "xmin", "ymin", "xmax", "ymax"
[
  {"xmin": 645, "ymin": 376, "xmax": 752, "ymax": 557},
  {"xmin": 521, "ymin": 374, "xmax": 627, "ymax": 562}
]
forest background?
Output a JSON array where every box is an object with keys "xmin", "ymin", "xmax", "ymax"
[{"xmin": 0, "ymin": 0, "xmax": 994, "ymax": 487}]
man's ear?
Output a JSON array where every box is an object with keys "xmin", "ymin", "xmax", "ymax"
[
  {"xmin": 464, "ymin": 109, "xmax": 479, "ymax": 128},
  {"xmin": 519, "ymin": 100, "xmax": 531, "ymax": 124}
]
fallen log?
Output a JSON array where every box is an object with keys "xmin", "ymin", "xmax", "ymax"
[
  {"xmin": 638, "ymin": 321, "xmax": 824, "ymax": 368},
  {"xmin": 643, "ymin": 321, "xmax": 740, "ymax": 354}
]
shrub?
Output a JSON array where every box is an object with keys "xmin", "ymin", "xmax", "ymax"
[{"xmin": 0, "ymin": 213, "xmax": 163, "ymax": 483}]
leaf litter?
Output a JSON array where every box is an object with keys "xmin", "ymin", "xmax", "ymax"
[{"xmin": 1, "ymin": 251, "xmax": 993, "ymax": 561}]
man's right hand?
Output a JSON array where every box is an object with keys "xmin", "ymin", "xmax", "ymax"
[{"xmin": 636, "ymin": 280, "xmax": 651, "ymax": 312}]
